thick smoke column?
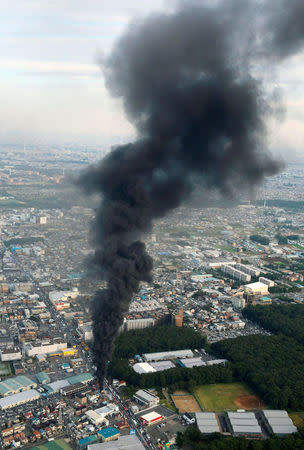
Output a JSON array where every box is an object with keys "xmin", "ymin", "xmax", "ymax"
[
  {"xmin": 79, "ymin": 0, "xmax": 304, "ymax": 383},
  {"xmin": 266, "ymin": 0, "xmax": 304, "ymax": 59}
]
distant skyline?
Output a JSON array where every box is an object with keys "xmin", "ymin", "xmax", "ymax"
[{"xmin": 1, "ymin": 0, "xmax": 304, "ymax": 160}]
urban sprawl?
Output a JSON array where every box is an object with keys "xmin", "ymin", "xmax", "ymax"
[{"xmin": 0, "ymin": 145, "xmax": 303, "ymax": 449}]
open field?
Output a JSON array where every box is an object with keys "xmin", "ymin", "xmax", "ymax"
[
  {"xmin": 171, "ymin": 391, "xmax": 202, "ymax": 413},
  {"xmin": 31, "ymin": 439, "xmax": 72, "ymax": 450},
  {"xmin": 194, "ymin": 383, "xmax": 266, "ymax": 412},
  {"xmin": 217, "ymin": 246, "xmax": 238, "ymax": 253},
  {"xmin": 290, "ymin": 412, "xmax": 304, "ymax": 430}
]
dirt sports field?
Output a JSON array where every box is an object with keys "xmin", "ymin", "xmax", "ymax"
[
  {"xmin": 194, "ymin": 383, "xmax": 266, "ymax": 411},
  {"xmin": 234, "ymin": 395, "xmax": 265, "ymax": 409},
  {"xmin": 171, "ymin": 390, "xmax": 202, "ymax": 413}
]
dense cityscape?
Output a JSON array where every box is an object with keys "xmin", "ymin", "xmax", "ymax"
[
  {"xmin": 3, "ymin": 0, "xmax": 304, "ymax": 448},
  {"xmin": 0, "ymin": 146, "xmax": 303, "ymax": 449}
]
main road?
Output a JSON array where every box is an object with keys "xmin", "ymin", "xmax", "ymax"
[
  {"xmin": 104, "ymin": 378, "xmax": 157, "ymax": 450},
  {"xmin": 9, "ymin": 245, "xmax": 157, "ymax": 448}
]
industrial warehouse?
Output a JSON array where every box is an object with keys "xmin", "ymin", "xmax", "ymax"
[
  {"xmin": 132, "ymin": 348, "xmax": 227, "ymax": 374},
  {"xmin": 0, "ymin": 375, "xmax": 37, "ymax": 397},
  {"xmin": 86, "ymin": 404, "xmax": 119, "ymax": 425},
  {"xmin": 78, "ymin": 427, "xmax": 121, "ymax": 448},
  {"xmin": 194, "ymin": 410, "xmax": 298, "ymax": 438},
  {"xmin": 0, "ymin": 389, "xmax": 40, "ymax": 410},
  {"xmin": 45, "ymin": 372, "xmax": 94, "ymax": 394},
  {"xmin": 36, "ymin": 371, "xmax": 50, "ymax": 385},
  {"xmin": 262, "ymin": 410, "xmax": 298, "ymax": 436},
  {"xmin": 0, "ymin": 372, "xmax": 94, "ymax": 411},
  {"xmin": 97, "ymin": 427, "xmax": 120, "ymax": 442},
  {"xmin": 88, "ymin": 434, "xmax": 145, "ymax": 449},
  {"xmin": 226, "ymin": 412, "xmax": 263, "ymax": 438},
  {"xmin": 143, "ymin": 349, "xmax": 194, "ymax": 361},
  {"xmin": 133, "ymin": 390, "xmax": 160, "ymax": 408},
  {"xmin": 140, "ymin": 411, "xmax": 163, "ymax": 426},
  {"xmin": 178, "ymin": 357, "xmax": 227, "ymax": 369},
  {"xmin": 196, "ymin": 412, "xmax": 221, "ymax": 434}
]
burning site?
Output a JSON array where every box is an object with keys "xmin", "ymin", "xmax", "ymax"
[{"xmin": 78, "ymin": 0, "xmax": 304, "ymax": 384}]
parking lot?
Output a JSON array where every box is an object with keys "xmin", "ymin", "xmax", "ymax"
[{"xmin": 148, "ymin": 417, "xmax": 186, "ymax": 446}]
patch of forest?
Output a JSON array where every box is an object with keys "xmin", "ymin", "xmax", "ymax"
[
  {"xmin": 255, "ymin": 199, "xmax": 304, "ymax": 210},
  {"xmin": 4, "ymin": 236, "xmax": 44, "ymax": 247},
  {"xmin": 243, "ymin": 304, "xmax": 304, "ymax": 345},
  {"xmin": 112, "ymin": 325, "xmax": 206, "ymax": 359},
  {"xmin": 109, "ymin": 357, "xmax": 234, "ymax": 392},
  {"xmin": 110, "ymin": 323, "xmax": 304, "ymax": 410},
  {"xmin": 212, "ymin": 334, "xmax": 304, "ymax": 410}
]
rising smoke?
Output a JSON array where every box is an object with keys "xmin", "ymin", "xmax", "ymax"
[{"xmin": 79, "ymin": 0, "xmax": 304, "ymax": 384}]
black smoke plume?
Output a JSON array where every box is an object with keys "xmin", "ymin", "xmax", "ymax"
[{"xmin": 78, "ymin": 0, "xmax": 304, "ymax": 384}]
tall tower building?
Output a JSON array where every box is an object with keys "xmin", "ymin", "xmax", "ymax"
[{"xmin": 174, "ymin": 308, "xmax": 183, "ymax": 327}]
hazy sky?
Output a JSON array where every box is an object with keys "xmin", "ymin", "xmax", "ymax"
[{"xmin": 1, "ymin": 0, "xmax": 304, "ymax": 158}]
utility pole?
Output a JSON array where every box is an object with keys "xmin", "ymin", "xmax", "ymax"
[{"xmin": 58, "ymin": 402, "xmax": 64, "ymax": 427}]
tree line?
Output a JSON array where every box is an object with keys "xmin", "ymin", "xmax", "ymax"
[
  {"xmin": 269, "ymin": 284, "xmax": 301, "ymax": 294},
  {"xmin": 212, "ymin": 334, "xmax": 304, "ymax": 410},
  {"xmin": 109, "ymin": 357, "xmax": 233, "ymax": 392},
  {"xmin": 176, "ymin": 427, "xmax": 304, "ymax": 449},
  {"xmin": 250, "ymin": 235, "xmax": 270, "ymax": 245},
  {"xmin": 4, "ymin": 236, "xmax": 44, "ymax": 247},
  {"xmin": 243, "ymin": 304, "xmax": 304, "ymax": 345},
  {"xmin": 255, "ymin": 199, "xmax": 304, "ymax": 211},
  {"xmin": 110, "ymin": 322, "xmax": 304, "ymax": 410},
  {"xmin": 112, "ymin": 325, "xmax": 206, "ymax": 359}
]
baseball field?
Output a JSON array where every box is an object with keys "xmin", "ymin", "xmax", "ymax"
[{"xmin": 194, "ymin": 382, "xmax": 266, "ymax": 411}]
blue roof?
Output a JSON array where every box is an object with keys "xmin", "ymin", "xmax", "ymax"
[
  {"xmin": 0, "ymin": 375, "xmax": 36, "ymax": 396},
  {"xmin": 97, "ymin": 427, "xmax": 120, "ymax": 439},
  {"xmin": 68, "ymin": 272, "xmax": 86, "ymax": 279},
  {"xmin": 79, "ymin": 435, "xmax": 98, "ymax": 446},
  {"xmin": 36, "ymin": 372, "xmax": 50, "ymax": 384},
  {"xmin": 67, "ymin": 372, "xmax": 94, "ymax": 385},
  {"xmin": 177, "ymin": 360, "xmax": 186, "ymax": 368},
  {"xmin": 44, "ymin": 385, "xmax": 54, "ymax": 394}
]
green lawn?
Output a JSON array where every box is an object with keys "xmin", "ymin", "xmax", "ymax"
[
  {"xmin": 293, "ymin": 244, "xmax": 304, "ymax": 251},
  {"xmin": 218, "ymin": 246, "xmax": 238, "ymax": 253},
  {"xmin": 0, "ymin": 362, "xmax": 12, "ymax": 376},
  {"xmin": 161, "ymin": 392, "xmax": 180, "ymax": 413},
  {"xmin": 160, "ymin": 397, "xmax": 177, "ymax": 412},
  {"xmin": 30, "ymin": 439, "xmax": 72, "ymax": 450},
  {"xmin": 194, "ymin": 383, "xmax": 261, "ymax": 412}
]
